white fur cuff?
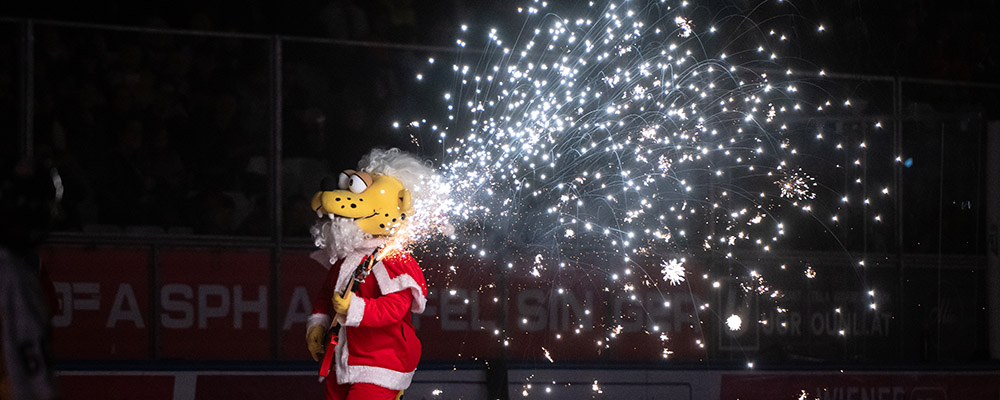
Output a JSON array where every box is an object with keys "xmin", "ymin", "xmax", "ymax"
[
  {"xmin": 344, "ymin": 297, "xmax": 366, "ymax": 327},
  {"xmin": 340, "ymin": 365, "xmax": 416, "ymax": 391},
  {"xmin": 372, "ymin": 263, "xmax": 427, "ymax": 313},
  {"xmin": 307, "ymin": 313, "xmax": 332, "ymax": 334}
]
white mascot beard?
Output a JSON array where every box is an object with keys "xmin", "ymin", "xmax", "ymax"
[{"xmin": 310, "ymin": 217, "xmax": 372, "ymax": 262}]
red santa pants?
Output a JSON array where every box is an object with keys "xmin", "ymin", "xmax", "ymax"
[{"xmin": 325, "ymin": 377, "xmax": 398, "ymax": 400}]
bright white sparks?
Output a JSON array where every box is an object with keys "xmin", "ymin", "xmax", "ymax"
[
  {"xmin": 389, "ymin": 0, "xmax": 888, "ymax": 364},
  {"xmin": 776, "ymin": 171, "xmax": 817, "ymax": 200},
  {"xmin": 674, "ymin": 16, "xmax": 694, "ymax": 37},
  {"xmin": 416, "ymin": 0, "xmax": 856, "ymax": 268},
  {"xmin": 661, "ymin": 258, "xmax": 687, "ymax": 286},
  {"xmin": 726, "ymin": 315, "xmax": 743, "ymax": 331}
]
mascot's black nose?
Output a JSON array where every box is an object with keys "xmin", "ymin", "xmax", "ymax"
[{"xmin": 320, "ymin": 176, "xmax": 337, "ymax": 191}]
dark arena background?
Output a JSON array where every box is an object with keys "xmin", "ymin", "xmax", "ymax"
[{"xmin": 2, "ymin": 0, "xmax": 1000, "ymax": 399}]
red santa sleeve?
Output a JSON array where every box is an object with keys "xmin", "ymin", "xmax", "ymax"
[
  {"xmin": 343, "ymin": 290, "xmax": 412, "ymax": 328},
  {"xmin": 342, "ymin": 251, "xmax": 427, "ymax": 327},
  {"xmin": 306, "ymin": 258, "xmax": 343, "ymax": 333}
]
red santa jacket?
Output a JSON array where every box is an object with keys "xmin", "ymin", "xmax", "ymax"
[{"xmin": 308, "ymin": 249, "xmax": 427, "ymax": 390}]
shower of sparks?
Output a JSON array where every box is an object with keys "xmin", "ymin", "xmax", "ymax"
[
  {"xmin": 378, "ymin": 170, "xmax": 457, "ymax": 260},
  {"xmin": 405, "ymin": 0, "xmax": 884, "ymax": 274},
  {"xmin": 805, "ymin": 265, "xmax": 817, "ymax": 279},
  {"xmin": 674, "ymin": 16, "xmax": 694, "ymax": 37},
  {"xmin": 657, "ymin": 154, "xmax": 672, "ymax": 173},
  {"xmin": 741, "ymin": 270, "xmax": 772, "ymax": 295},
  {"xmin": 661, "ymin": 258, "xmax": 687, "ymax": 286},
  {"xmin": 659, "ymin": 333, "xmax": 674, "ymax": 359},
  {"xmin": 530, "ymin": 253, "xmax": 546, "ymax": 277},
  {"xmin": 395, "ymin": 0, "xmax": 889, "ymax": 367},
  {"xmin": 776, "ymin": 170, "xmax": 817, "ymax": 200}
]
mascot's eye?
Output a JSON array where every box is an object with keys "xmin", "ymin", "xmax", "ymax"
[
  {"xmin": 348, "ymin": 175, "xmax": 369, "ymax": 193},
  {"xmin": 338, "ymin": 172, "xmax": 350, "ymax": 190}
]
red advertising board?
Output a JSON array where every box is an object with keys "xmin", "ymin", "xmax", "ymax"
[
  {"xmin": 280, "ymin": 251, "xmax": 706, "ymax": 363},
  {"xmin": 413, "ymin": 255, "xmax": 504, "ymax": 361},
  {"xmin": 278, "ymin": 250, "xmax": 328, "ymax": 360},
  {"xmin": 721, "ymin": 372, "xmax": 1000, "ymax": 400},
  {"xmin": 159, "ymin": 248, "xmax": 272, "ymax": 360},
  {"xmin": 277, "ymin": 251, "xmax": 508, "ymax": 362},
  {"xmin": 40, "ymin": 245, "xmax": 151, "ymax": 360},
  {"xmin": 39, "ymin": 244, "xmax": 708, "ymax": 363},
  {"xmin": 409, "ymin": 254, "xmax": 708, "ymax": 362}
]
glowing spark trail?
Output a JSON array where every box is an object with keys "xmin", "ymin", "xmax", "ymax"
[{"xmin": 542, "ymin": 347, "xmax": 554, "ymax": 363}]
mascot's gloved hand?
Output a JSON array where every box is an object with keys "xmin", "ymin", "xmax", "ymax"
[
  {"xmin": 333, "ymin": 290, "xmax": 353, "ymax": 315},
  {"xmin": 307, "ymin": 324, "xmax": 327, "ymax": 362}
]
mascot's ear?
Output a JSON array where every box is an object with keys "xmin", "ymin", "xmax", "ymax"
[{"xmin": 398, "ymin": 188, "xmax": 413, "ymax": 215}]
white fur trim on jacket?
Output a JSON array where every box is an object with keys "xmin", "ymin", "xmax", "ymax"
[
  {"xmin": 371, "ymin": 262, "xmax": 427, "ymax": 313},
  {"xmin": 306, "ymin": 313, "xmax": 331, "ymax": 333},
  {"xmin": 333, "ymin": 242, "xmax": 386, "ymax": 294},
  {"xmin": 310, "ymin": 236, "xmax": 390, "ymax": 271},
  {"xmin": 333, "ymin": 327, "xmax": 415, "ymax": 390},
  {"xmin": 344, "ymin": 297, "xmax": 365, "ymax": 327}
]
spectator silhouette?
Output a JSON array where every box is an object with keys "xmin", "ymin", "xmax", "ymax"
[{"xmin": 0, "ymin": 158, "xmax": 62, "ymax": 400}]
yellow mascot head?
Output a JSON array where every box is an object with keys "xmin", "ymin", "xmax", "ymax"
[{"xmin": 311, "ymin": 148, "xmax": 428, "ymax": 236}]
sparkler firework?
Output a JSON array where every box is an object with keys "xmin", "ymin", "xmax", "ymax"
[{"xmin": 395, "ymin": 0, "xmax": 887, "ymax": 373}]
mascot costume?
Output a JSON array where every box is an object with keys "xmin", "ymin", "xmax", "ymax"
[{"xmin": 306, "ymin": 148, "xmax": 432, "ymax": 400}]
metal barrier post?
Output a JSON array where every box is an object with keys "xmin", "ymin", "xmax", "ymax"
[
  {"xmin": 987, "ymin": 121, "xmax": 1000, "ymax": 360},
  {"xmin": 893, "ymin": 76, "xmax": 905, "ymax": 360},
  {"xmin": 269, "ymin": 36, "xmax": 284, "ymax": 360},
  {"xmin": 19, "ymin": 19, "xmax": 33, "ymax": 160}
]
